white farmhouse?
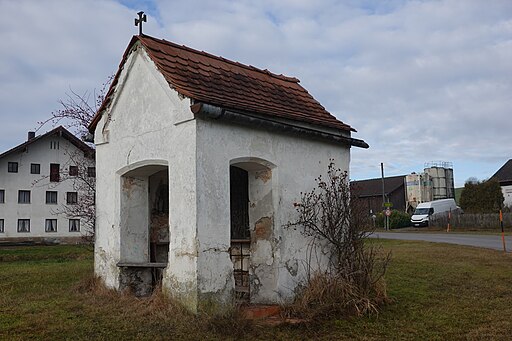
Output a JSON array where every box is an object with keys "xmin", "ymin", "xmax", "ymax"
[
  {"xmin": 0, "ymin": 126, "xmax": 95, "ymax": 243},
  {"xmin": 89, "ymin": 34, "xmax": 368, "ymax": 311}
]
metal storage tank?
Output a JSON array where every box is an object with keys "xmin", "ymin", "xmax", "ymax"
[
  {"xmin": 405, "ymin": 172, "xmax": 433, "ymax": 212},
  {"xmin": 424, "ymin": 161, "xmax": 454, "ymax": 200},
  {"xmin": 406, "ymin": 173, "xmax": 421, "ymax": 204},
  {"xmin": 445, "ymin": 168, "xmax": 455, "ymax": 198}
]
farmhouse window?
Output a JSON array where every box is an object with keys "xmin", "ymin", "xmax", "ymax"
[
  {"xmin": 30, "ymin": 163, "xmax": 41, "ymax": 174},
  {"xmin": 50, "ymin": 163, "xmax": 60, "ymax": 182},
  {"xmin": 17, "ymin": 219, "xmax": 30, "ymax": 233},
  {"xmin": 45, "ymin": 219, "xmax": 57, "ymax": 232},
  {"xmin": 67, "ymin": 192, "xmax": 78, "ymax": 205},
  {"xmin": 69, "ymin": 166, "xmax": 78, "ymax": 176},
  {"xmin": 18, "ymin": 190, "xmax": 31, "ymax": 204},
  {"xmin": 46, "ymin": 191, "xmax": 57, "ymax": 204},
  {"xmin": 50, "ymin": 141, "xmax": 59, "ymax": 149},
  {"xmin": 87, "ymin": 167, "xmax": 96, "ymax": 178},
  {"xmin": 69, "ymin": 219, "xmax": 80, "ymax": 232},
  {"xmin": 8, "ymin": 162, "xmax": 18, "ymax": 173}
]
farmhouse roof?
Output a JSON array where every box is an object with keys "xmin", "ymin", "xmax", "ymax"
[
  {"xmin": 0, "ymin": 126, "xmax": 94, "ymax": 160},
  {"xmin": 491, "ymin": 159, "xmax": 512, "ymax": 185},
  {"xmin": 89, "ymin": 35, "xmax": 356, "ymax": 136},
  {"xmin": 350, "ymin": 175, "xmax": 406, "ymax": 197}
]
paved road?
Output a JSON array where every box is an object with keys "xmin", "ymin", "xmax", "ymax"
[{"xmin": 371, "ymin": 232, "xmax": 512, "ymax": 252}]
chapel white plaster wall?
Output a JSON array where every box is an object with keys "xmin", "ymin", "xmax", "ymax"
[
  {"xmin": 93, "ymin": 46, "xmax": 198, "ymax": 301},
  {"xmin": 195, "ymin": 119, "xmax": 350, "ymax": 304}
]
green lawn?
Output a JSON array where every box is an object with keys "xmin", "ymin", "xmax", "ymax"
[{"xmin": 1, "ymin": 241, "xmax": 512, "ymax": 340}]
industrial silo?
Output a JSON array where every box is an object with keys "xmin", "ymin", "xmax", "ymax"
[
  {"xmin": 405, "ymin": 172, "xmax": 433, "ymax": 212},
  {"xmin": 424, "ymin": 161, "xmax": 454, "ymax": 200},
  {"xmin": 445, "ymin": 167, "xmax": 455, "ymax": 198}
]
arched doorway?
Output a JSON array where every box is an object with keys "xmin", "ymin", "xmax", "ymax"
[
  {"xmin": 117, "ymin": 161, "xmax": 169, "ymax": 296},
  {"xmin": 229, "ymin": 158, "xmax": 275, "ymax": 302}
]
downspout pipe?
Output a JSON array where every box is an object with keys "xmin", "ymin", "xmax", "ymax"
[{"xmin": 190, "ymin": 102, "xmax": 369, "ymax": 149}]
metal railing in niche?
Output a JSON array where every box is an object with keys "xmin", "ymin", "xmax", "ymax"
[{"xmin": 230, "ymin": 239, "xmax": 250, "ymax": 300}]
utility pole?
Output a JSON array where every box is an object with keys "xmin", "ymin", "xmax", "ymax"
[
  {"xmin": 381, "ymin": 163, "xmax": 388, "ymax": 230},
  {"xmin": 381, "ymin": 162, "xmax": 385, "ymax": 209}
]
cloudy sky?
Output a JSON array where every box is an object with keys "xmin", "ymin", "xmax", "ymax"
[{"xmin": 1, "ymin": 0, "xmax": 511, "ymax": 186}]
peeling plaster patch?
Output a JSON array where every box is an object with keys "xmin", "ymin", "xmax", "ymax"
[
  {"xmin": 285, "ymin": 259, "xmax": 299, "ymax": 277},
  {"xmin": 122, "ymin": 176, "xmax": 141, "ymax": 197},
  {"xmin": 253, "ymin": 216, "xmax": 272, "ymax": 240},
  {"xmin": 252, "ymin": 239, "xmax": 274, "ymax": 265},
  {"xmin": 255, "ymin": 169, "xmax": 272, "ymax": 183}
]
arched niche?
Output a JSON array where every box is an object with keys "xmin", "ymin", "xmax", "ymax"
[
  {"xmin": 229, "ymin": 157, "xmax": 276, "ymax": 302},
  {"xmin": 117, "ymin": 160, "xmax": 170, "ymax": 296}
]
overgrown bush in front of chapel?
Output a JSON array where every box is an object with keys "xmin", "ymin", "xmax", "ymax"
[{"xmin": 285, "ymin": 160, "xmax": 391, "ymax": 320}]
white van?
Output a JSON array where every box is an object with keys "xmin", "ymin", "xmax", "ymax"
[{"xmin": 411, "ymin": 199, "xmax": 459, "ymax": 227}]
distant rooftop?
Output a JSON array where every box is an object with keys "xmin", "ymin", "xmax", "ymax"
[{"xmin": 492, "ymin": 159, "xmax": 512, "ymax": 185}]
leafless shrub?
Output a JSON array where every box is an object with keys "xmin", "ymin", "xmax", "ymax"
[
  {"xmin": 285, "ymin": 160, "xmax": 391, "ymax": 320},
  {"xmin": 33, "ymin": 77, "xmax": 112, "ymax": 242},
  {"xmin": 37, "ymin": 76, "xmax": 113, "ymax": 140}
]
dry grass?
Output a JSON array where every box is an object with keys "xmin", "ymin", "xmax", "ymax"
[
  {"xmin": 2, "ymin": 242, "xmax": 512, "ymax": 340},
  {"xmin": 70, "ymin": 273, "xmax": 259, "ymax": 340},
  {"xmin": 284, "ymin": 272, "xmax": 390, "ymax": 321}
]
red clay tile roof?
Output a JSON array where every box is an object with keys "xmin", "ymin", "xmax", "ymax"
[{"xmin": 89, "ymin": 35, "xmax": 354, "ymax": 133}]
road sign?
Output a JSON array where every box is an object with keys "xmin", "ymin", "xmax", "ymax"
[
  {"xmin": 384, "ymin": 202, "xmax": 393, "ymax": 207},
  {"xmin": 385, "ymin": 208, "xmax": 391, "ymax": 217}
]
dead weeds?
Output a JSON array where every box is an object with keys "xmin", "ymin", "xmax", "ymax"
[{"xmin": 73, "ymin": 274, "xmax": 258, "ymax": 339}]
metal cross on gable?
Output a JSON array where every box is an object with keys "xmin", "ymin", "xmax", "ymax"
[{"xmin": 135, "ymin": 11, "xmax": 147, "ymax": 36}]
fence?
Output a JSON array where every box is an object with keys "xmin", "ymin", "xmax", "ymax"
[{"xmin": 430, "ymin": 212, "xmax": 512, "ymax": 229}]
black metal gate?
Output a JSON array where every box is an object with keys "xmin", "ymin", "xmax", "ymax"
[{"xmin": 230, "ymin": 166, "xmax": 250, "ymax": 300}]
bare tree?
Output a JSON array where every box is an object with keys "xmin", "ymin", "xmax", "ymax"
[
  {"xmin": 37, "ymin": 75, "xmax": 113, "ymax": 140},
  {"xmin": 34, "ymin": 76, "xmax": 111, "ymax": 242},
  {"xmin": 286, "ymin": 160, "xmax": 390, "ymax": 318},
  {"xmin": 58, "ymin": 150, "xmax": 96, "ymax": 242}
]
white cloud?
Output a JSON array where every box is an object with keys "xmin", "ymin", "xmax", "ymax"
[{"xmin": 0, "ymin": 0, "xmax": 511, "ymax": 186}]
